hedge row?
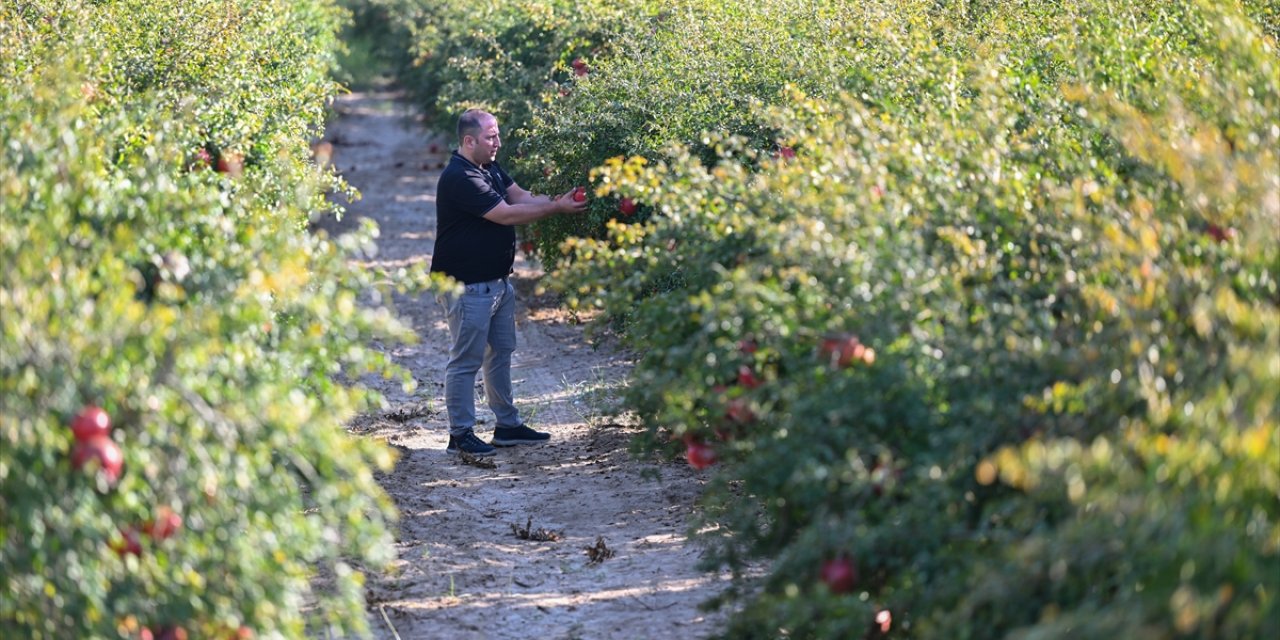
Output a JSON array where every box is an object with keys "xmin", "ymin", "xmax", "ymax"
[
  {"xmin": 360, "ymin": 0, "xmax": 1277, "ymax": 638},
  {"xmin": 1, "ymin": 1, "xmax": 428, "ymax": 638}
]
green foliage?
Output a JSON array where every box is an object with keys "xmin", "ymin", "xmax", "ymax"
[
  {"xmin": 359, "ymin": 0, "xmax": 1278, "ymax": 637},
  {"xmin": 1, "ymin": 1, "xmax": 443, "ymax": 638},
  {"xmin": 332, "ymin": 0, "xmax": 399, "ymax": 89},
  {"xmin": 361, "ymin": 0, "xmax": 657, "ymax": 160},
  {"xmin": 518, "ymin": 0, "xmax": 901, "ymax": 255}
]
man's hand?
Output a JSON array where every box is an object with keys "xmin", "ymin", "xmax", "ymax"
[{"xmin": 552, "ymin": 188, "xmax": 589, "ymax": 214}]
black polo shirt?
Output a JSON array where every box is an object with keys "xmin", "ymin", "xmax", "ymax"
[{"xmin": 430, "ymin": 151, "xmax": 517, "ymax": 284}]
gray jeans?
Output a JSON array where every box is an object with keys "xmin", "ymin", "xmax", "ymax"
[{"xmin": 440, "ymin": 277, "xmax": 522, "ymax": 436}]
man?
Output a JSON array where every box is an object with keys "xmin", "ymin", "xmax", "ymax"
[{"xmin": 430, "ymin": 109, "xmax": 586, "ymax": 457}]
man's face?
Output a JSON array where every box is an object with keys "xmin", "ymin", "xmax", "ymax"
[{"xmin": 466, "ymin": 117, "xmax": 501, "ymax": 165}]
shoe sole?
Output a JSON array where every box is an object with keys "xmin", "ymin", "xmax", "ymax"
[{"xmin": 490, "ymin": 438, "xmax": 550, "ymax": 447}]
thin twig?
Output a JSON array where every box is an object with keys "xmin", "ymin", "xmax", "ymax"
[
  {"xmin": 627, "ymin": 595, "xmax": 679, "ymax": 612},
  {"xmin": 379, "ymin": 605, "xmax": 401, "ymax": 640}
]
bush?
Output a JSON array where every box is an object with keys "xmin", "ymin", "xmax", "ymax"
[
  {"xmin": 558, "ymin": 1, "xmax": 1278, "ymax": 637},
  {"xmin": 1, "ymin": 1, "xmax": 436, "ymax": 637}
]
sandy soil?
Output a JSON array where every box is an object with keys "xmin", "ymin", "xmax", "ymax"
[{"xmin": 316, "ymin": 89, "xmax": 737, "ymax": 640}]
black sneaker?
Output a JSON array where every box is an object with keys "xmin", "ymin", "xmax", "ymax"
[
  {"xmin": 446, "ymin": 432, "xmax": 497, "ymax": 457},
  {"xmin": 490, "ymin": 424, "xmax": 551, "ymax": 447}
]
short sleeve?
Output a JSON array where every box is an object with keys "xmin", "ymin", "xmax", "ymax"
[{"xmin": 455, "ymin": 171, "xmax": 505, "ymax": 217}]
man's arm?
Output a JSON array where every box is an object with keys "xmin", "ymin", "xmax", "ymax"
[
  {"xmin": 482, "ymin": 185, "xmax": 585, "ymax": 225},
  {"xmin": 506, "ymin": 183, "xmax": 548, "ymax": 205}
]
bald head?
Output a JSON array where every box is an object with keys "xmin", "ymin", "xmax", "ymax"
[
  {"xmin": 457, "ymin": 109, "xmax": 496, "ymax": 144},
  {"xmin": 457, "ymin": 109, "xmax": 502, "ymax": 165}
]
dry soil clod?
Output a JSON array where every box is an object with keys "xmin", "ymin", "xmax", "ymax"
[
  {"xmin": 458, "ymin": 451, "xmax": 498, "ymax": 469},
  {"xmin": 511, "ymin": 516, "xmax": 564, "ymax": 542},
  {"xmin": 584, "ymin": 536, "xmax": 615, "ymax": 564}
]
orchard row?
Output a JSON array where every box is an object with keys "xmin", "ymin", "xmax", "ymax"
[
  {"xmin": 0, "ymin": 1, "xmax": 439, "ymax": 638},
  {"xmin": 359, "ymin": 0, "xmax": 1278, "ymax": 637}
]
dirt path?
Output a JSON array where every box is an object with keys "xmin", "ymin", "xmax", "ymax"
[{"xmin": 318, "ymin": 89, "xmax": 735, "ymax": 640}]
